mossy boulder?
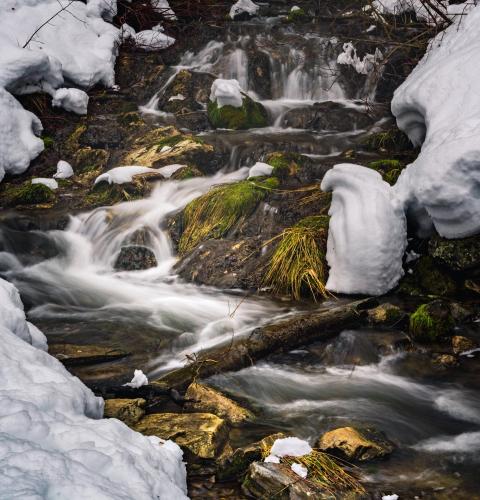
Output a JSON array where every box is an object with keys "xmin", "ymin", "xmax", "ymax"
[
  {"xmin": 171, "ymin": 165, "xmax": 203, "ymax": 180},
  {"xmin": 429, "ymin": 234, "xmax": 480, "ymax": 273},
  {"xmin": 367, "ymin": 303, "xmax": 403, "ymax": 325},
  {"xmin": 409, "ymin": 300, "xmax": 455, "ymax": 343},
  {"xmin": 265, "ymin": 151, "xmax": 304, "ymax": 179},
  {"xmin": 362, "ymin": 127, "xmax": 412, "ymax": 154},
  {"xmin": 316, "ymin": 426, "xmax": 395, "ymax": 462},
  {"xmin": 367, "ymin": 159, "xmax": 404, "ymax": 185},
  {"xmin": 103, "ymin": 398, "xmax": 146, "ymax": 426},
  {"xmin": 207, "ymin": 95, "xmax": 268, "ymax": 130},
  {"xmin": 2, "ymin": 182, "xmax": 55, "ymax": 207},
  {"xmin": 286, "ymin": 6, "xmax": 307, "ymax": 22}
]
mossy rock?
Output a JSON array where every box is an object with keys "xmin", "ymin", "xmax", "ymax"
[
  {"xmin": 362, "ymin": 127, "xmax": 412, "ymax": 153},
  {"xmin": 286, "ymin": 7, "xmax": 307, "ymax": 22},
  {"xmin": 265, "ymin": 151, "xmax": 306, "ymax": 179},
  {"xmin": 207, "ymin": 95, "xmax": 268, "ymax": 130},
  {"xmin": 171, "ymin": 165, "xmax": 203, "ymax": 180},
  {"xmin": 65, "ymin": 123, "xmax": 87, "ymax": 153},
  {"xmin": 2, "ymin": 182, "xmax": 55, "ymax": 206},
  {"xmin": 73, "ymin": 147, "xmax": 110, "ymax": 173},
  {"xmin": 429, "ymin": 234, "xmax": 480, "ymax": 273},
  {"xmin": 409, "ymin": 300, "xmax": 455, "ymax": 343},
  {"xmin": 104, "ymin": 398, "xmax": 146, "ymax": 427},
  {"xmin": 367, "ymin": 159, "xmax": 404, "ymax": 185},
  {"xmin": 42, "ymin": 135, "xmax": 55, "ymax": 149},
  {"xmin": 83, "ymin": 181, "xmax": 145, "ymax": 208},
  {"xmin": 367, "ymin": 303, "xmax": 403, "ymax": 325}
]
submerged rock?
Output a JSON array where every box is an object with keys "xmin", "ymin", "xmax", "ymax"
[
  {"xmin": 185, "ymin": 383, "xmax": 254, "ymax": 426},
  {"xmin": 48, "ymin": 343, "xmax": 130, "ymax": 366},
  {"xmin": 103, "ymin": 398, "xmax": 146, "ymax": 426},
  {"xmin": 207, "ymin": 95, "xmax": 268, "ymax": 130},
  {"xmin": 316, "ymin": 426, "xmax": 395, "ymax": 462},
  {"xmin": 134, "ymin": 412, "xmax": 228, "ymax": 459},
  {"xmin": 114, "ymin": 245, "xmax": 157, "ymax": 271}
]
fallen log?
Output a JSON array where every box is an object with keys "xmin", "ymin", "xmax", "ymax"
[{"xmin": 153, "ymin": 298, "xmax": 375, "ymax": 391}]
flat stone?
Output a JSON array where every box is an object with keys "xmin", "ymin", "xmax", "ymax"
[
  {"xmin": 367, "ymin": 303, "xmax": 402, "ymax": 324},
  {"xmin": 48, "ymin": 343, "xmax": 129, "ymax": 366},
  {"xmin": 134, "ymin": 412, "xmax": 228, "ymax": 459},
  {"xmin": 185, "ymin": 383, "xmax": 254, "ymax": 426},
  {"xmin": 452, "ymin": 335, "xmax": 477, "ymax": 354},
  {"xmin": 114, "ymin": 245, "xmax": 157, "ymax": 271},
  {"xmin": 429, "ymin": 234, "xmax": 480, "ymax": 272},
  {"xmin": 316, "ymin": 426, "xmax": 395, "ymax": 462},
  {"xmin": 104, "ymin": 398, "xmax": 146, "ymax": 426}
]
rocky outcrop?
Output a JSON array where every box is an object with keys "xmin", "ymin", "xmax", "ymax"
[
  {"xmin": 103, "ymin": 398, "xmax": 146, "ymax": 426},
  {"xmin": 114, "ymin": 245, "xmax": 157, "ymax": 271}
]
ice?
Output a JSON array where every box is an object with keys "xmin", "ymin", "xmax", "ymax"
[
  {"xmin": 229, "ymin": 0, "xmax": 260, "ymax": 19},
  {"xmin": 52, "ymin": 88, "xmax": 89, "ymax": 115},
  {"xmin": 291, "ymin": 462, "xmax": 308, "ymax": 478},
  {"xmin": 270, "ymin": 437, "xmax": 312, "ymax": 457},
  {"xmin": 0, "ymin": 277, "xmax": 188, "ymax": 499},
  {"xmin": 53, "ymin": 160, "xmax": 74, "ymax": 179},
  {"xmin": 337, "ymin": 42, "xmax": 383, "ymax": 75},
  {"xmin": 124, "ymin": 369, "xmax": 149, "ymax": 388},
  {"xmin": 391, "ymin": 3, "xmax": 480, "ymax": 238},
  {"xmin": 94, "ymin": 166, "xmax": 158, "ymax": 185},
  {"xmin": 248, "ymin": 162, "xmax": 274, "ymax": 178},
  {"xmin": 210, "ymin": 78, "xmax": 243, "ymax": 108},
  {"xmin": 32, "ymin": 177, "xmax": 58, "ymax": 190},
  {"xmin": 321, "ymin": 164, "xmax": 407, "ymax": 295},
  {"xmin": 135, "ymin": 30, "xmax": 176, "ymax": 51}
]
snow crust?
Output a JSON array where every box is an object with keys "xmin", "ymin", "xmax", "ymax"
[
  {"xmin": 94, "ymin": 166, "xmax": 157, "ymax": 185},
  {"xmin": 321, "ymin": 164, "xmax": 407, "ymax": 295},
  {"xmin": 210, "ymin": 78, "xmax": 244, "ymax": 108},
  {"xmin": 0, "ymin": 277, "xmax": 188, "ymax": 499},
  {"xmin": 124, "ymin": 369, "xmax": 149, "ymax": 388},
  {"xmin": 32, "ymin": 177, "xmax": 58, "ymax": 190},
  {"xmin": 248, "ymin": 162, "xmax": 274, "ymax": 178},
  {"xmin": 54, "ymin": 160, "xmax": 74, "ymax": 179},
  {"xmin": 391, "ymin": 3, "xmax": 480, "ymax": 238},
  {"xmin": 229, "ymin": 0, "xmax": 260, "ymax": 19}
]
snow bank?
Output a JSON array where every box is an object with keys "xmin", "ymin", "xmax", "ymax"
[
  {"xmin": 158, "ymin": 163, "xmax": 187, "ymax": 178},
  {"xmin": 54, "ymin": 160, "xmax": 74, "ymax": 179},
  {"xmin": 337, "ymin": 42, "xmax": 383, "ymax": 75},
  {"xmin": 248, "ymin": 162, "xmax": 274, "ymax": 178},
  {"xmin": 391, "ymin": 3, "xmax": 480, "ymax": 238},
  {"xmin": 210, "ymin": 78, "xmax": 243, "ymax": 108},
  {"xmin": 371, "ymin": 0, "xmax": 468, "ymax": 23},
  {"xmin": 94, "ymin": 166, "xmax": 158, "ymax": 185},
  {"xmin": 0, "ymin": 277, "xmax": 188, "ymax": 499},
  {"xmin": 229, "ymin": 0, "xmax": 260, "ymax": 20},
  {"xmin": 321, "ymin": 164, "xmax": 407, "ymax": 295}
]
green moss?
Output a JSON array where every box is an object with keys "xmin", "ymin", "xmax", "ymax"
[
  {"xmin": 117, "ymin": 112, "xmax": 142, "ymax": 126},
  {"xmin": 383, "ymin": 168, "xmax": 402, "ymax": 185},
  {"xmin": 42, "ymin": 135, "xmax": 55, "ymax": 149},
  {"xmin": 265, "ymin": 152, "xmax": 305, "ymax": 178},
  {"xmin": 6, "ymin": 182, "xmax": 54, "ymax": 205},
  {"xmin": 362, "ymin": 128, "xmax": 412, "ymax": 153},
  {"xmin": 264, "ymin": 215, "xmax": 330, "ymax": 301},
  {"xmin": 367, "ymin": 159, "xmax": 404, "ymax": 185},
  {"xmin": 73, "ymin": 147, "xmax": 109, "ymax": 173},
  {"xmin": 409, "ymin": 301, "xmax": 455, "ymax": 342},
  {"xmin": 84, "ymin": 182, "xmax": 144, "ymax": 208},
  {"xmin": 171, "ymin": 166, "xmax": 203, "ymax": 180},
  {"xmin": 179, "ymin": 178, "xmax": 278, "ymax": 254},
  {"xmin": 286, "ymin": 7, "xmax": 307, "ymax": 22},
  {"xmin": 207, "ymin": 96, "xmax": 268, "ymax": 130},
  {"xmin": 156, "ymin": 135, "xmax": 184, "ymax": 150},
  {"xmin": 65, "ymin": 123, "xmax": 87, "ymax": 153}
]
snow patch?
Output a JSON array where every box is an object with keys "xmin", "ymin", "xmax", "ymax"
[
  {"xmin": 248, "ymin": 162, "xmax": 274, "ymax": 178},
  {"xmin": 124, "ymin": 369, "xmax": 149, "ymax": 388},
  {"xmin": 210, "ymin": 78, "xmax": 243, "ymax": 108},
  {"xmin": 32, "ymin": 177, "xmax": 58, "ymax": 190},
  {"xmin": 229, "ymin": 0, "xmax": 260, "ymax": 20},
  {"xmin": 135, "ymin": 30, "xmax": 176, "ymax": 51},
  {"xmin": 291, "ymin": 462, "xmax": 308, "ymax": 478},
  {"xmin": 54, "ymin": 160, "xmax": 74, "ymax": 179},
  {"xmin": 158, "ymin": 164, "xmax": 187, "ymax": 178},
  {"xmin": 94, "ymin": 166, "xmax": 158, "ymax": 185},
  {"xmin": 52, "ymin": 88, "xmax": 89, "ymax": 115},
  {"xmin": 337, "ymin": 42, "xmax": 383, "ymax": 75},
  {"xmin": 270, "ymin": 437, "xmax": 312, "ymax": 457}
]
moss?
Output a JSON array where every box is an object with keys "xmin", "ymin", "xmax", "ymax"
[
  {"xmin": 5, "ymin": 182, "xmax": 54, "ymax": 206},
  {"xmin": 117, "ymin": 112, "xmax": 143, "ymax": 126},
  {"xmin": 207, "ymin": 96, "xmax": 268, "ymax": 130},
  {"xmin": 286, "ymin": 7, "xmax": 307, "ymax": 22},
  {"xmin": 265, "ymin": 152, "xmax": 305, "ymax": 179},
  {"xmin": 367, "ymin": 159, "xmax": 404, "ymax": 185},
  {"xmin": 383, "ymin": 168, "xmax": 402, "ymax": 185},
  {"xmin": 178, "ymin": 178, "xmax": 278, "ymax": 254},
  {"xmin": 409, "ymin": 301, "xmax": 455, "ymax": 342},
  {"xmin": 171, "ymin": 165, "xmax": 203, "ymax": 180},
  {"xmin": 42, "ymin": 135, "xmax": 55, "ymax": 149},
  {"xmin": 156, "ymin": 134, "xmax": 185, "ymax": 150},
  {"xmin": 263, "ymin": 215, "xmax": 330, "ymax": 300},
  {"xmin": 84, "ymin": 181, "xmax": 145, "ymax": 208},
  {"xmin": 362, "ymin": 128, "xmax": 412, "ymax": 153},
  {"xmin": 65, "ymin": 123, "xmax": 87, "ymax": 153}
]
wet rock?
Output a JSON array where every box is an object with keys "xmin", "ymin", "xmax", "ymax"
[
  {"xmin": 114, "ymin": 245, "xmax": 157, "ymax": 271},
  {"xmin": 170, "ymin": 165, "xmax": 203, "ymax": 180},
  {"xmin": 1, "ymin": 182, "xmax": 55, "ymax": 207},
  {"xmin": 429, "ymin": 234, "xmax": 480, "ymax": 273},
  {"xmin": 409, "ymin": 300, "xmax": 455, "ymax": 343},
  {"xmin": 247, "ymin": 50, "xmax": 272, "ymax": 99},
  {"xmin": 432, "ymin": 353, "xmax": 458, "ymax": 369},
  {"xmin": 103, "ymin": 398, "xmax": 146, "ymax": 426},
  {"xmin": 134, "ymin": 412, "xmax": 228, "ymax": 459},
  {"xmin": 185, "ymin": 383, "xmax": 254, "ymax": 426},
  {"xmin": 452, "ymin": 335, "xmax": 477, "ymax": 354},
  {"xmin": 367, "ymin": 303, "xmax": 403, "ymax": 325},
  {"xmin": 242, "ymin": 462, "xmax": 331, "ymax": 499},
  {"xmin": 316, "ymin": 426, "xmax": 395, "ymax": 462},
  {"xmin": 207, "ymin": 95, "xmax": 269, "ymax": 130},
  {"xmin": 218, "ymin": 433, "xmax": 286, "ymax": 481},
  {"xmin": 48, "ymin": 343, "xmax": 130, "ymax": 366},
  {"xmin": 282, "ymin": 101, "xmax": 374, "ymax": 131},
  {"xmin": 73, "ymin": 147, "xmax": 110, "ymax": 173}
]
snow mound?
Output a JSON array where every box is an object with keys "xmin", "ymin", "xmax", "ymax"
[
  {"xmin": 124, "ymin": 369, "xmax": 149, "ymax": 388},
  {"xmin": 0, "ymin": 277, "xmax": 188, "ymax": 499},
  {"xmin": 321, "ymin": 164, "xmax": 407, "ymax": 295},
  {"xmin": 392, "ymin": 3, "xmax": 480, "ymax": 238},
  {"xmin": 94, "ymin": 166, "xmax": 158, "ymax": 185},
  {"xmin": 210, "ymin": 78, "xmax": 243, "ymax": 108},
  {"xmin": 52, "ymin": 88, "xmax": 89, "ymax": 115},
  {"xmin": 32, "ymin": 177, "xmax": 58, "ymax": 190},
  {"xmin": 248, "ymin": 162, "xmax": 274, "ymax": 178},
  {"xmin": 54, "ymin": 160, "xmax": 74, "ymax": 179},
  {"xmin": 229, "ymin": 0, "xmax": 260, "ymax": 20}
]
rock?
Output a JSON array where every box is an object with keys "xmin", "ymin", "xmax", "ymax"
[
  {"xmin": 103, "ymin": 398, "xmax": 146, "ymax": 426},
  {"xmin": 114, "ymin": 245, "xmax": 157, "ymax": 271},
  {"xmin": 367, "ymin": 303, "xmax": 403, "ymax": 325},
  {"xmin": 432, "ymin": 353, "xmax": 458, "ymax": 368},
  {"xmin": 133, "ymin": 412, "xmax": 228, "ymax": 459},
  {"xmin": 73, "ymin": 147, "xmax": 110, "ymax": 173},
  {"xmin": 1, "ymin": 182, "xmax": 55, "ymax": 207},
  {"xmin": 452, "ymin": 335, "xmax": 477, "ymax": 354},
  {"xmin": 248, "ymin": 50, "xmax": 272, "ymax": 99},
  {"xmin": 409, "ymin": 300, "xmax": 455, "ymax": 343},
  {"xmin": 48, "ymin": 343, "xmax": 129, "ymax": 366},
  {"xmin": 429, "ymin": 234, "xmax": 480, "ymax": 273},
  {"xmin": 281, "ymin": 101, "xmax": 374, "ymax": 132},
  {"xmin": 185, "ymin": 383, "xmax": 254, "ymax": 426},
  {"xmin": 218, "ymin": 432, "xmax": 286, "ymax": 481},
  {"xmin": 207, "ymin": 95, "xmax": 269, "ymax": 130},
  {"xmin": 316, "ymin": 426, "xmax": 395, "ymax": 462},
  {"xmin": 242, "ymin": 462, "xmax": 331, "ymax": 499},
  {"xmin": 170, "ymin": 165, "xmax": 203, "ymax": 180}
]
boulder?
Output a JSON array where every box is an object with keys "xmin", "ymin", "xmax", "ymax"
[
  {"xmin": 48, "ymin": 343, "xmax": 129, "ymax": 366},
  {"xmin": 185, "ymin": 383, "xmax": 254, "ymax": 426},
  {"xmin": 429, "ymin": 234, "xmax": 480, "ymax": 273},
  {"xmin": 432, "ymin": 353, "xmax": 458, "ymax": 369},
  {"xmin": 367, "ymin": 303, "xmax": 403, "ymax": 325},
  {"xmin": 133, "ymin": 412, "xmax": 228, "ymax": 459},
  {"xmin": 207, "ymin": 95, "xmax": 269, "ymax": 130},
  {"xmin": 103, "ymin": 398, "xmax": 146, "ymax": 426},
  {"xmin": 452, "ymin": 335, "xmax": 477, "ymax": 354},
  {"xmin": 114, "ymin": 245, "xmax": 157, "ymax": 271},
  {"xmin": 316, "ymin": 426, "xmax": 395, "ymax": 462},
  {"xmin": 409, "ymin": 300, "xmax": 455, "ymax": 343}
]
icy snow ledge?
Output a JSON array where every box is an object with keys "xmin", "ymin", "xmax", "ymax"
[
  {"xmin": 391, "ymin": 3, "xmax": 480, "ymax": 238},
  {"xmin": 210, "ymin": 78, "xmax": 243, "ymax": 108},
  {"xmin": 321, "ymin": 164, "xmax": 407, "ymax": 296},
  {"xmin": 0, "ymin": 277, "xmax": 188, "ymax": 499}
]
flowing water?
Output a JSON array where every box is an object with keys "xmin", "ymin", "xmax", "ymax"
[{"xmin": 1, "ymin": 11, "xmax": 480, "ymax": 499}]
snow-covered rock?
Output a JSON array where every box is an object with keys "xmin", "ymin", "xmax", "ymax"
[
  {"xmin": 248, "ymin": 162, "xmax": 274, "ymax": 178},
  {"xmin": 337, "ymin": 42, "xmax": 383, "ymax": 75},
  {"xmin": 53, "ymin": 160, "xmax": 74, "ymax": 179},
  {"xmin": 31, "ymin": 177, "xmax": 58, "ymax": 190},
  {"xmin": 229, "ymin": 0, "xmax": 260, "ymax": 20},
  {"xmin": 270, "ymin": 437, "xmax": 312, "ymax": 457},
  {"xmin": 135, "ymin": 30, "xmax": 176, "ymax": 51},
  {"xmin": 0, "ymin": 277, "xmax": 188, "ymax": 498},
  {"xmin": 94, "ymin": 166, "xmax": 158, "ymax": 185},
  {"xmin": 158, "ymin": 163, "xmax": 187, "ymax": 178},
  {"xmin": 321, "ymin": 164, "xmax": 407, "ymax": 295},
  {"xmin": 392, "ymin": 3, "xmax": 480, "ymax": 238},
  {"xmin": 210, "ymin": 78, "xmax": 243, "ymax": 108},
  {"xmin": 52, "ymin": 88, "xmax": 89, "ymax": 115},
  {"xmin": 124, "ymin": 369, "xmax": 149, "ymax": 388},
  {"xmin": 152, "ymin": 0, "xmax": 177, "ymax": 20}
]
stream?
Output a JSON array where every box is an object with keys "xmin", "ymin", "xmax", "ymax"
[{"xmin": 1, "ymin": 9, "xmax": 480, "ymax": 499}]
